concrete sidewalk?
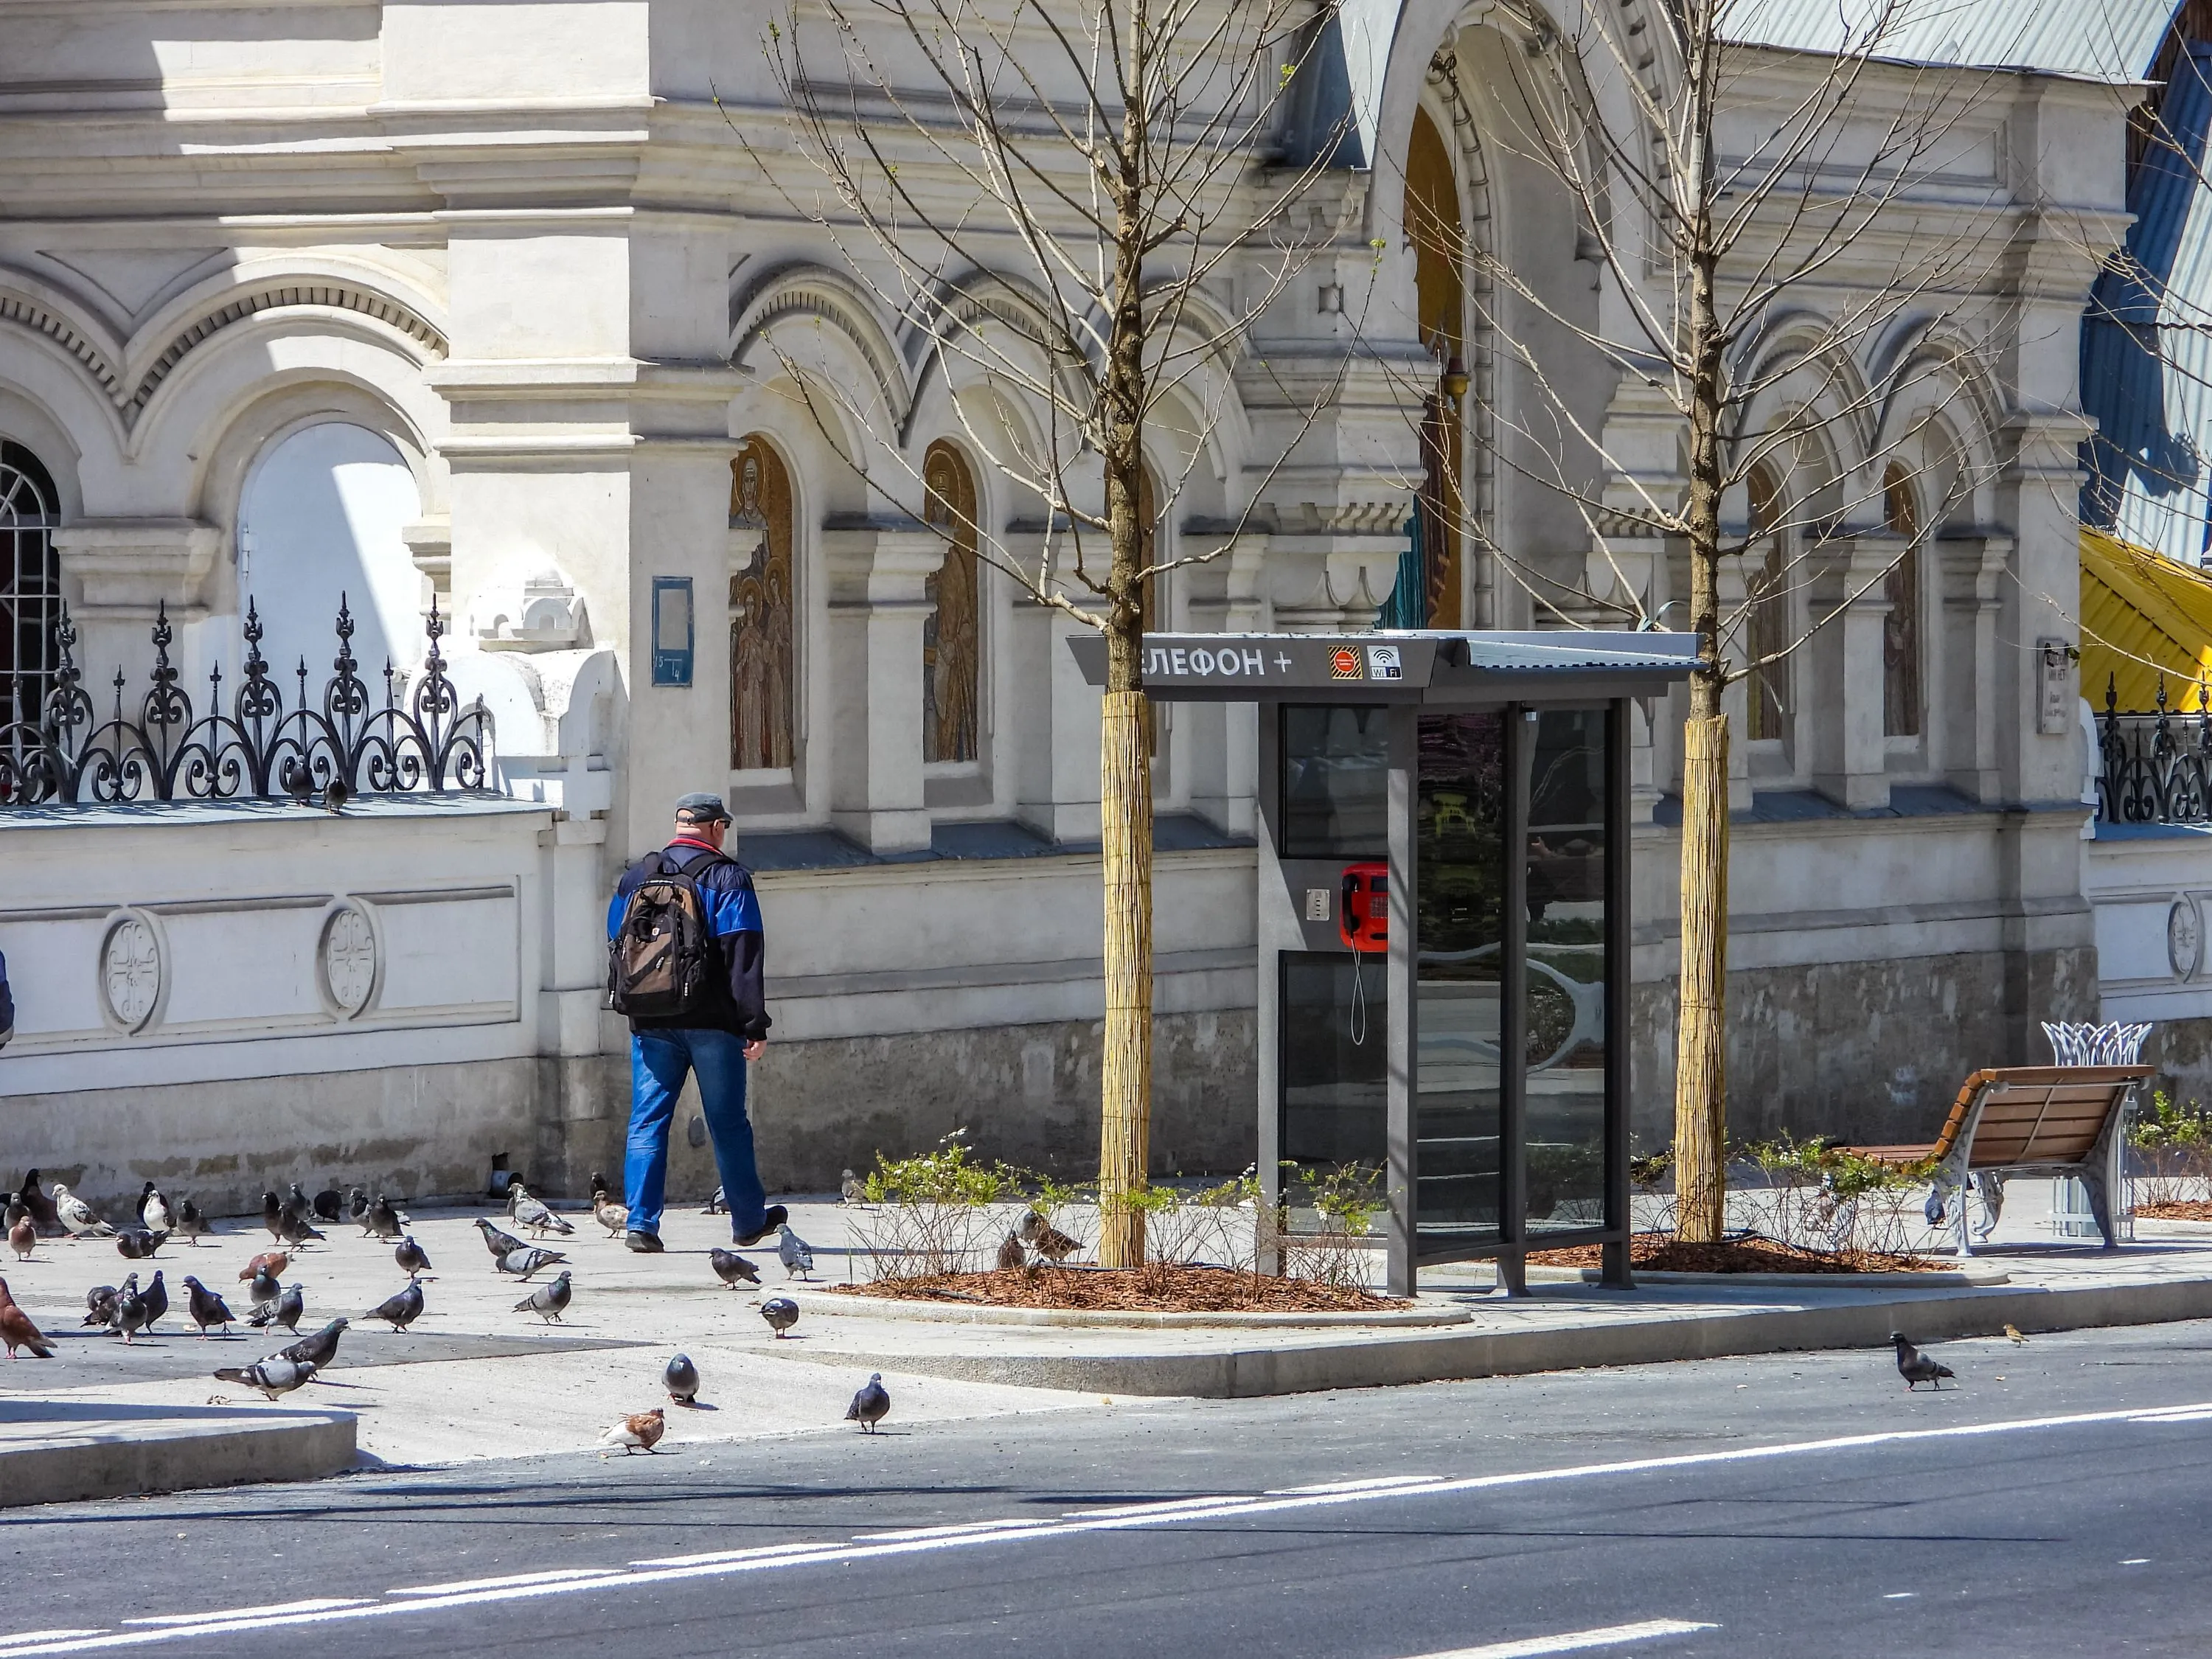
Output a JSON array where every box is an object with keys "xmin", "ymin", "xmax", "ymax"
[{"xmin": 5, "ymin": 1182, "xmax": 2211, "ymax": 1503}]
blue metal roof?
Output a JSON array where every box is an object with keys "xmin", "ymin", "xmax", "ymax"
[{"xmin": 2082, "ymin": 41, "xmax": 2212, "ymax": 563}]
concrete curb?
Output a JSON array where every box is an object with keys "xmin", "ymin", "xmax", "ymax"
[
  {"xmin": 0, "ymin": 1408, "xmax": 356, "ymax": 1509},
  {"xmin": 758, "ymin": 1275, "xmax": 2212, "ymax": 1398},
  {"xmin": 1526, "ymin": 1266, "xmax": 2011, "ymax": 1289},
  {"xmin": 792, "ymin": 1288, "xmax": 1470, "ymax": 1329}
]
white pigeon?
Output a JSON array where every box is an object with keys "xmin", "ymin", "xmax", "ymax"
[
  {"xmin": 778, "ymin": 1223, "xmax": 815, "ymax": 1281},
  {"xmin": 142, "ymin": 1189, "xmax": 173, "ymax": 1234},
  {"xmin": 53, "ymin": 1185, "xmax": 115, "ymax": 1239}
]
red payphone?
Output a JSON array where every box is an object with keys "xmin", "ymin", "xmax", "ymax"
[{"xmin": 1339, "ymin": 861, "xmax": 1387, "ymax": 951}]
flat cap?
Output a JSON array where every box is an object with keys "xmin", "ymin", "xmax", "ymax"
[{"xmin": 673, "ymin": 791, "xmax": 731, "ymax": 823}]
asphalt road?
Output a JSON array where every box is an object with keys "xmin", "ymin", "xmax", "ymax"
[{"xmin": 9, "ymin": 1320, "xmax": 2212, "ymax": 1658}]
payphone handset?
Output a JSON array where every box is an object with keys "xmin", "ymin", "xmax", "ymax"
[{"xmin": 1338, "ymin": 862, "xmax": 1388, "ymax": 952}]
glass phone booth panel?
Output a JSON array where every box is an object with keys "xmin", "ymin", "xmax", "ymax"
[
  {"xmin": 1415, "ymin": 712, "xmax": 1506, "ymax": 1248},
  {"xmin": 1523, "ymin": 709, "xmax": 1609, "ymax": 1234}
]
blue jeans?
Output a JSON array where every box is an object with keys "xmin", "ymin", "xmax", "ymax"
[{"xmin": 626, "ymin": 1029, "xmax": 766, "ymax": 1239}]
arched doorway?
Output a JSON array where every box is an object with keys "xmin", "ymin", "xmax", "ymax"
[
  {"xmin": 1, "ymin": 440, "xmax": 61, "ymax": 735},
  {"xmin": 730, "ymin": 434, "xmax": 796, "ymax": 772},
  {"xmin": 237, "ymin": 422, "xmax": 424, "ymax": 675},
  {"xmin": 1405, "ymin": 105, "xmax": 1465, "ymax": 630}
]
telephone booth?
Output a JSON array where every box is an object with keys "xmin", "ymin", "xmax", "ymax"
[{"xmin": 1074, "ymin": 630, "xmax": 1698, "ymax": 1295}]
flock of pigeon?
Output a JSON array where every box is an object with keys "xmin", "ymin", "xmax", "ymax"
[{"xmin": 0, "ymin": 1168, "xmax": 894, "ymax": 1444}]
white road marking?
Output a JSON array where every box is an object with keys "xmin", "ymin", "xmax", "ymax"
[
  {"xmin": 122, "ymin": 1600, "xmax": 369, "ymax": 1627},
  {"xmin": 1401, "ymin": 1621, "xmax": 1716, "ymax": 1658},
  {"xmin": 15, "ymin": 1397, "xmax": 2212, "ymax": 1656},
  {"xmin": 389, "ymin": 1568, "xmax": 621, "ymax": 1596},
  {"xmin": 0, "ymin": 1638, "xmax": 108, "ymax": 1655},
  {"xmin": 1882, "ymin": 1593, "xmax": 1916, "ymax": 1599},
  {"xmin": 2121, "ymin": 1558, "xmax": 2151, "ymax": 1565}
]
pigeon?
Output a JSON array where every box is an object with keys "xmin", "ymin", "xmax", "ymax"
[
  {"xmin": 215, "ymin": 1355, "xmax": 317, "ymax": 1400},
  {"xmin": 183, "ymin": 1276, "xmax": 235, "ymax": 1338},
  {"xmin": 312, "ymin": 1186, "xmax": 344, "ymax": 1222},
  {"xmin": 777, "ymin": 1224, "xmax": 815, "ymax": 1281},
  {"xmin": 709, "ymin": 1248, "xmax": 761, "ymax": 1289},
  {"xmin": 110, "ymin": 1285, "xmax": 150, "ymax": 1343},
  {"xmin": 600, "ymin": 1408, "xmax": 665, "ymax": 1454},
  {"xmin": 2004, "ymin": 1324, "xmax": 2028, "ymax": 1345},
  {"xmin": 116, "ymin": 1228, "xmax": 168, "ymax": 1260},
  {"xmin": 1892, "ymin": 1332, "xmax": 1956, "ymax": 1391},
  {"xmin": 324, "ymin": 777, "xmax": 349, "ymax": 815},
  {"xmin": 138, "ymin": 1182, "xmax": 172, "ymax": 1234},
  {"xmin": 286, "ymin": 1183, "xmax": 312, "ymax": 1220},
  {"xmin": 510, "ymin": 1184, "xmax": 575, "ymax": 1238},
  {"xmin": 841, "ymin": 1168, "xmax": 866, "ymax": 1206},
  {"xmin": 515, "ymin": 1270, "xmax": 572, "ymax": 1323},
  {"xmin": 589, "ymin": 1170, "xmax": 613, "ymax": 1202},
  {"xmin": 0, "ymin": 1278, "xmax": 55, "ymax": 1358},
  {"xmin": 16, "ymin": 1171, "xmax": 61, "ymax": 1235},
  {"xmin": 284, "ymin": 758, "xmax": 316, "ymax": 807},
  {"xmin": 279, "ymin": 1318, "xmax": 348, "ymax": 1369},
  {"xmin": 845, "ymin": 1373, "xmax": 891, "ymax": 1433},
  {"xmin": 348, "ymin": 1187, "xmax": 370, "ymax": 1228},
  {"xmin": 702, "ymin": 1185, "xmax": 727, "ymax": 1215},
  {"xmin": 367, "ymin": 1278, "xmax": 424, "ymax": 1331},
  {"xmin": 475, "ymin": 1217, "xmax": 529, "ymax": 1259},
  {"xmin": 592, "ymin": 1192, "xmax": 630, "ymax": 1237},
  {"xmin": 84, "ymin": 1281, "xmax": 122, "ymax": 1326},
  {"xmin": 496, "ymin": 1245, "xmax": 567, "ymax": 1281},
  {"xmin": 759, "ymin": 1295, "xmax": 799, "ymax": 1338},
  {"xmin": 53, "ymin": 1184, "xmax": 116, "ymax": 1239},
  {"xmin": 278, "ymin": 1211, "xmax": 327, "ymax": 1248},
  {"xmin": 4, "ymin": 1197, "xmax": 26, "ymax": 1234},
  {"xmin": 246, "ymin": 1265, "xmax": 282, "ymax": 1310},
  {"xmin": 394, "ymin": 1236, "xmax": 433, "ymax": 1277},
  {"xmin": 248, "ymin": 1283, "xmax": 305, "ymax": 1334},
  {"xmin": 664, "ymin": 1353, "xmax": 700, "ymax": 1406},
  {"xmin": 240, "ymin": 1250, "xmax": 291, "ymax": 1283},
  {"xmin": 1018, "ymin": 1210, "xmax": 1079, "ymax": 1264},
  {"xmin": 996, "ymin": 1232, "xmax": 1026, "ymax": 1271},
  {"xmin": 364, "ymin": 1195, "xmax": 405, "ymax": 1242},
  {"xmin": 260, "ymin": 1190, "xmax": 285, "ymax": 1241},
  {"xmin": 175, "ymin": 1196, "xmax": 209, "ymax": 1246},
  {"xmin": 1924, "ymin": 1184, "xmax": 1947, "ymax": 1227},
  {"xmin": 139, "ymin": 1270, "xmax": 170, "ymax": 1335},
  {"xmin": 9, "ymin": 1213, "xmax": 35, "ymax": 1262}
]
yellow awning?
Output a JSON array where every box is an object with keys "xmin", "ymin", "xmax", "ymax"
[{"xmin": 2080, "ymin": 526, "xmax": 2212, "ymax": 712}]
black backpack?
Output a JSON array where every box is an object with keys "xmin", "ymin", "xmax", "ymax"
[{"xmin": 606, "ymin": 851, "xmax": 723, "ymax": 1019}]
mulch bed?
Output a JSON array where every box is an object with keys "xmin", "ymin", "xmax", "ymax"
[
  {"xmin": 2135, "ymin": 1200, "xmax": 2212, "ymax": 1221},
  {"xmin": 829, "ymin": 1264, "xmax": 1410, "ymax": 1313},
  {"xmin": 1526, "ymin": 1234, "xmax": 1938, "ymax": 1275}
]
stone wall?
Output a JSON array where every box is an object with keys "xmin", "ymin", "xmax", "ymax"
[{"xmin": 1630, "ymin": 945, "xmax": 2100, "ymax": 1152}]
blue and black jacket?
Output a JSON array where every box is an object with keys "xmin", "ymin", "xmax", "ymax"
[{"xmin": 607, "ymin": 841, "xmax": 772, "ymax": 1040}]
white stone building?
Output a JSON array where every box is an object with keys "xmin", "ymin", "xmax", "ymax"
[{"xmin": 0, "ymin": 0, "xmax": 2177, "ymax": 1208}]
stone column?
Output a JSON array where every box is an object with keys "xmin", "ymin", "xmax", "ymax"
[
  {"xmin": 822, "ymin": 518, "xmax": 939, "ymax": 854},
  {"xmin": 1805, "ymin": 531, "xmax": 1895, "ymax": 811}
]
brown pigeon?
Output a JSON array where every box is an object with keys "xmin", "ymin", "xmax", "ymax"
[
  {"xmin": 9, "ymin": 1213, "xmax": 34, "ymax": 1262},
  {"xmin": 1017, "ymin": 1210, "xmax": 1080, "ymax": 1264},
  {"xmin": 0, "ymin": 1277, "xmax": 54, "ymax": 1358},
  {"xmin": 600, "ymin": 1408, "xmax": 666, "ymax": 1454},
  {"xmin": 239, "ymin": 1250, "xmax": 290, "ymax": 1283}
]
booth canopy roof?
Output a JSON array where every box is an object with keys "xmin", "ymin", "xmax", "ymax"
[
  {"xmin": 1067, "ymin": 630, "xmax": 1700, "ymax": 702},
  {"xmin": 2081, "ymin": 526, "xmax": 2212, "ymax": 711}
]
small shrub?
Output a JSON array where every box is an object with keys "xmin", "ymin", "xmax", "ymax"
[
  {"xmin": 850, "ymin": 1129, "xmax": 1022, "ymax": 1280},
  {"xmin": 1276, "ymin": 1161, "xmax": 1384, "ymax": 1290},
  {"xmin": 2129, "ymin": 1091, "xmax": 2212, "ymax": 1206}
]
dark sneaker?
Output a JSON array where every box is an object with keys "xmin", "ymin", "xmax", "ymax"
[
  {"xmin": 734, "ymin": 1205, "xmax": 789, "ymax": 1248},
  {"xmin": 625, "ymin": 1230, "xmax": 665, "ymax": 1253}
]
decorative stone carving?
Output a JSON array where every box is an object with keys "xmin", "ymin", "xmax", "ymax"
[
  {"xmin": 99, "ymin": 911, "xmax": 163, "ymax": 1033},
  {"xmin": 473, "ymin": 567, "xmax": 589, "ymax": 650},
  {"xmin": 2169, "ymin": 896, "xmax": 2201, "ymax": 982},
  {"xmin": 320, "ymin": 902, "xmax": 380, "ymax": 1018}
]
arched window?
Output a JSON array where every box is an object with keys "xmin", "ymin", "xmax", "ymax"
[
  {"xmin": 1405, "ymin": 105, "xmax": 1465, "ymax": 628},
  {"xmin": 922, "ymin": 440, "xmax": 981, "ymax": 764},
  {"xmin": 730, "ymin": 435, "xmax": 796, "ymax": 771},
  {"xmin": 237, "ymin": 422, "xmax": 423, "ymax": 672},
  {"xmin": 1745, "ymin": 465, "xmax": 1790, "ymax": 742},
  {"xmin": 1, "ymin": 440, "xmax": 61, "ymax": 737},
  {"xmin": 1882, "ymin": 462, "xmax": 1922, "ymax": 739}
]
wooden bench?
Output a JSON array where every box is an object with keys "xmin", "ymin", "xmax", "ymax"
[{"xmin": 1847, "ymin": 1065, "xmax": 2152, "ymax": 1253}]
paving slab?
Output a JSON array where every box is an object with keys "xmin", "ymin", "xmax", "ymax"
[{"xmin": 6, "ymin": 1180, "xmax": 2212, "ymax": 1502}]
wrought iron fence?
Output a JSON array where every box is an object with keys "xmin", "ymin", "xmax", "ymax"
[
  {"xmin": 0, "ymin": 595, "xmax": 493, "ymax": 807},
  {"xmin": 2098, "ymin": 675, "xmax": 2212, "ymax": 825}
]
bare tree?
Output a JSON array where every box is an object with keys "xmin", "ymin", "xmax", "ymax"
[
  {"xmin": 1375, "ymin": 0, "xmax": 2028, "ymax": 1237},
  {"xmin": 755, "ymin": 0, "xmax": 1359, "ymax": 1264}
]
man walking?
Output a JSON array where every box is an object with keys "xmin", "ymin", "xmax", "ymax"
[{"xmin": 607, "ymin": 793, "xmax": 785, "ymax": 1253}]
